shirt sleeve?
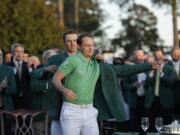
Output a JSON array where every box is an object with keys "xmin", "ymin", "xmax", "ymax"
[{"xmin": 58, "ymin": 56, "xmax": 77, "ymax": 76}]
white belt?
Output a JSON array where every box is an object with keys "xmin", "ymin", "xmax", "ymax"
[{"xmin": 63, "ymin": 102, "xmax": 93, "ymax": 108}]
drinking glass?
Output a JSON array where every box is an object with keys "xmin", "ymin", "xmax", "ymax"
[
  {"xmin": 155, "ymin": 117, "xmax": 163, "ymax": 133},
  {"xmin": 141, "ymin": 117, "xmax": 149, "ymax": 134}
]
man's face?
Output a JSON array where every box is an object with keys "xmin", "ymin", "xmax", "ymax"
[
  {"xmin": 146, "ymin": 56, "xmax": 154, "ymax": 64},
  {"xmin": 13, "ymin": 47, "xmax": 24, "ymax": 61},
  {"xmin": 172, "ymin": 49, "xmax": 180, "ymax": 62},
  {"xmin": 80, "ymin": 37, "xmax": 95, "ymax": 59},
  {"xmin": 4, "ymin": 53, "xmax": 12, "ymax": 63},
  {"xmin": 65, "ymin": 34, "xmax": 78, "ymax": 53},
  {"xmin": 28, "ymin": 56, "xmax": 40, "ymax": 67},
  {"xmin": 155, "ymin": 50, "xmax": 164, "ymax": 62},
  {"xmin": 23, "ymin": 53, "xmax": 29, "ymax": 62},
  {"xmin": 135, "ymin": 51, "xmax": 145, "ymax": 63}
]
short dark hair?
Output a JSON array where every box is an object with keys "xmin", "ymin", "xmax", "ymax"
[
  {"xmin": 77, "ymin": 33, "xmax": 93, "ymax": 46},
  {"xmin": 63, "ymin": 29, "xmax": 78, "ymax": 43},
  {"xmin": 154, "ymin": 48, "xmax": 164, "ymax": 55},
  {"xmin": 3, "ymin": 51, "xmax": 10, "ymax": 57}
]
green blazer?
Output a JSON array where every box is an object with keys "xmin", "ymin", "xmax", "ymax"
[
  {"xmin": 167, "ymin": 61, "xmax": 180, "ymax": 104},
  {"xmin": 94, "ymin": 62, "xmax": 152, "ymax": 122},
  {"xmin": 123, "ymin": 74, "xmax": 138, "ymax": 108},
  {"xmin": 46, "ymin": 52, "xmax": 68, "ymax": 67},
  {"xmin": 30, "ymin": 52, "xmax": 68, "ymax": 121},
  {"xmin": 30, "ymin": 67, "xmax": 58, "ymax": 120},
  {"xmin": 144, "ymin": 64, "xmax": 176, "ymax": 109},
  {"xmin": 0, "ymin": 65, "xmax": 16, "ymax": 111}
]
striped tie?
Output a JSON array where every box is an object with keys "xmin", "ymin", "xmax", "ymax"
[{"xmin": 17, "ymin": 62, "xmax": 22, "ymax": 79}]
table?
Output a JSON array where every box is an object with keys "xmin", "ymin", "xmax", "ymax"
[
  {"xmin": 0, "ymin": 109, "xmax": 48, "ymax": 135},
  {"xmin": 112, "ymin": 132, "xmax": 159, "ymax": 135}
]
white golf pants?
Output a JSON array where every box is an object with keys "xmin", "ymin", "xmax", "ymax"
[{"xmin": 60, "ymin": 102, "xmax": 99, "ymax": 135}]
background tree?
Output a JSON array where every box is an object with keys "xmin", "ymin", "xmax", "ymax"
[
  {"xmin": 57, "ymin": 0, "xmax": 64, "ymax": 30},
  {"xmin": 112, "ymin": 0, "xmax": 179, "ymax": 47},
  {"xmin": 0, "ymin": 0, "xmax": 103, "ymax": 56},
  {"xmin": 0, "ymin": 0, "xmax": 63, "ymax": 55},
  {"xmin": 49, "ymin": 0, "xmax": 102, "ymax": 33},
  {"xmin": 112, "ymin": 4, "xmax": 161, "ymax": 58},
  {"xmin": 150, "ymin": 0, "xmax": 179, "ymax": 47},
  {"xmin": 64, "ymin": 0, "xmax": 102, "ymax": 34}
]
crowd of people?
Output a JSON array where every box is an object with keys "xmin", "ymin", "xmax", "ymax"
[{"xmin": 0, "ymin": 29, "xmax": 180, "ymax": 135}]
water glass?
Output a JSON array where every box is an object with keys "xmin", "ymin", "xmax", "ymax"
[
  {"xmin": 141, "ymin": 117, "xmax": 149, "ymax": 133},
  {"xmin": 155, "ymin": 117, "xmax": 163, "ymax": 133}
]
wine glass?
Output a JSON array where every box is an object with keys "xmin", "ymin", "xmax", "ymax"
[
  {"xmin": 155, "ymin": 117, "xmax": 163, "ymax": 133},
  {"xmin": 141, "ymin": 117, "xmax": 149, "ymax": 134}
]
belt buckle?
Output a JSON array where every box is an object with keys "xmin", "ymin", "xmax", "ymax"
[{"xmin": 80, "ymin": 104, "xmax": 87, "ymax": 108}]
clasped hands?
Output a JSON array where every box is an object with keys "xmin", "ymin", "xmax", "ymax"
[{"xmin": 151, "ymin": 61, "xmax": 164, "ymax": 72}]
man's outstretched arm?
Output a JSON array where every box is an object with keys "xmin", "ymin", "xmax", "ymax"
[{"xmin": 112, "ymin": 62, "xmax": 158, "ymax": 78}]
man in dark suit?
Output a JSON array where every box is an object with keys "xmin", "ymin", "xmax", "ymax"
[
  {"xmin": 6, "ymin": 43, "xmax": 31, "ymax": 109},
  {"xmin": 167, "ymin": 48, "xmax": 180, "ymax": 119},
  {"xmin": 144, "ymin": 49, "xmax": 176, "ymax": 131}
]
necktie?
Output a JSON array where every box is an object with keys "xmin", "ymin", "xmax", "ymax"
[
  {"xmin": 17, "ymin": 62, "xmax": 22, "ymax": 79},
  {"xmin": 175, "ymin": 63, "xmax": 179, "ymax": 76},
  {"xmin": 155, "ymin": 70, "xmax": 160, "ymax": 96}
]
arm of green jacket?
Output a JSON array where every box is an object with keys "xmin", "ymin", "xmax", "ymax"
[
  {"xmin": 45, "ymin": 53, "xmax": 67, "ymax": 67},
  {"xmin": 30, "ymin": 69, "xmax": 49, "ymax": 93},
  {"xmin": 112, "ymin": 63, "xmax": 152, "ymax": 78},
  {"xmin": 45, "ymin": 55, "xmax": 59, "ymax": 66},
  {"xmin": 31, "ymin": 53, "xmax": 68, "ymax": 93},
  {"xmin": 145, "ymin": 71, "xmax": 156, "ymax": 86},
  {"xmin": 123, "ymin": 76, "xmax": 137, "ymax": 92},
  {"xmin": 98, "ymin": 63, "xmax": 127, "ymax": 121}
]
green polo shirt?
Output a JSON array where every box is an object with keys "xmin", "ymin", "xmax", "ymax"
[{"xmin": 58, "ymin": 52, "xmax": 100, "ymax": 104}]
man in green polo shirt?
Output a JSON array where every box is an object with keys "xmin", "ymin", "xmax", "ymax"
[{"xmin": 53, "ymin": 33, "xmax": 100, "ymax": 135}]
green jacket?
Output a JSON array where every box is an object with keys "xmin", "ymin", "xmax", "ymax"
[
  {"xmin": 123, "ymin": 74, "xmax": 138, "ymax": 108},
  {"xmin": 167, "ymin": 61, "xmax": 180, "ymax": 104},
  {"xmin": 30, "ymin": 68, "xmax": 56, "ymax": 120},
  {"xmin": 94, "ymin": 62, "xmax": 152, "ymax": 122},
  {"xmin": 30, "ymin": 52, "xmax": 68, "ymax": 120},
  {"xmin": 0, "ymin": 65, "xmax": 16, "ymax": 111},
  {"xmin": 46, "ymin": 52, "xmax": 68, "ymax": 67},
  {"xmin": 144, "ymin": 64, "xmax": 176, "ymax": 109}
]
